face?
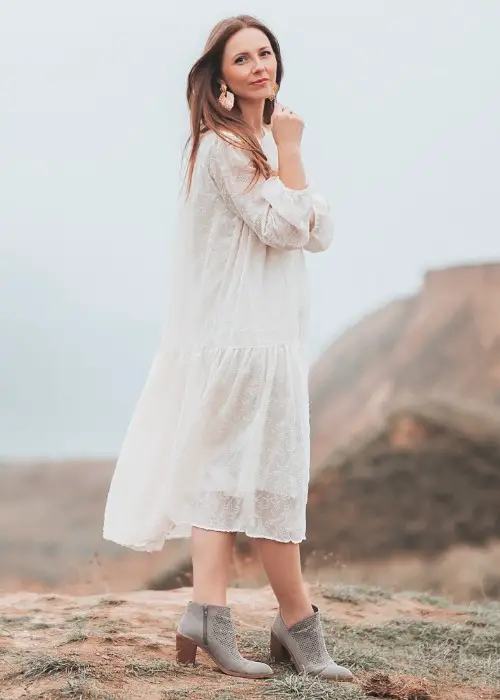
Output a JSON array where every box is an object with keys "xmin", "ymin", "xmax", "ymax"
[{"xmin": 220, "ymin": 27, "xmax": 277, "ymax": 103}]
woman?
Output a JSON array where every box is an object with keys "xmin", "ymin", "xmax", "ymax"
[{"xmin": 103, "ymin": 14, "xmax": 353, "ymax": 683}]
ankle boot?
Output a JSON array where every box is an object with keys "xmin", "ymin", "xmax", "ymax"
[
  {"xmin": 176, "ymin": 601, "xmax": 273, "ymax": 679},
  {"xmin": 270, "ymin": 605, "xmax": 353, "ymax": 681}
]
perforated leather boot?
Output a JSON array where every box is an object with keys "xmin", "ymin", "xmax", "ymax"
[
  {"xmin": 176, "ymin": 601, "xmax": 273, "ymax": 678},
  {"xmin": 270, "ymin": 604, "xmax": 353, "ymax": 681}
]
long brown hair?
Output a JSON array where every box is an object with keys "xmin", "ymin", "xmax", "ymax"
[{"xmin": 184, "ymin": 15, "xmax": 283, "ymax": 195}]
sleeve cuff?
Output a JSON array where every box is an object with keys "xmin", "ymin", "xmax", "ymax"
[{"xmin": 260, "ymin": 176, "xmax": 313, "ymax": 232}]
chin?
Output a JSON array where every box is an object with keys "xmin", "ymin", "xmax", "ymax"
[{"xmin": 244, "ymin": 90, "xmax": 271, "ymax": 101}]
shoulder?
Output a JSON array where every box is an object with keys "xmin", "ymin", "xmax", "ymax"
[
  {"xmin": 202, "ymin": 128, "xmax": 244, "ymax": 147},
  {"xmin": 198, "ymin": 129, "xmax": 249, "ymax": 167}
]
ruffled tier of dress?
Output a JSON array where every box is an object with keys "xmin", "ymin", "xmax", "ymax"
[{"xmin": 102, "ymin": 340, "xmax": 310, "ymax": 551}]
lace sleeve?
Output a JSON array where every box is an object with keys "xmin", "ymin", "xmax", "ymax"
[
  {"xmin": 303, "ymin": 191, "xmax": 334, "ymax": 253},
  {"xmin": 207, "ymin": 135, "xmax": 314, "ymax": 251}
]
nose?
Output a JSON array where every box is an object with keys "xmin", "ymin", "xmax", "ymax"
[{"xmin": 252, "ymin": 56, "xmax": 265, "ymax": 72}]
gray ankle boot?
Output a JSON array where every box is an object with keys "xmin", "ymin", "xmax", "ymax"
[
  {"xmin": 270, "ymin": 605, "xmax": 353, "ymax": 681},
  {"xmin": 176, "ymin": 601, "xmax": 273, "ymax": 679}
]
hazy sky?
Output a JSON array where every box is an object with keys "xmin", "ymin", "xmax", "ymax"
[{"xmin": 1, "ymin": 1, "xmax": 499, "ymax": 458}]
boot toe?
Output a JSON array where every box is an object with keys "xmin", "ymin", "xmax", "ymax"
[
  {"xmin": 321, "ymin": 662, "xmax": 354, "ymax": 681},
  {"xmin": 244, "ymin": 660, "xmax": 274, "ymax": 677}
]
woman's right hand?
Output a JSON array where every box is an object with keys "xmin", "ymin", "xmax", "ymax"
[{"xmin": 271, "ymin": 103, "xmax": 305, "ymax": 149}]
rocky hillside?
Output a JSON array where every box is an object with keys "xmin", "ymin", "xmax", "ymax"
[
  {"xmin": 309, "ymin": 262, "xmax": 500, "ymax": 470},
  {"xmin": 302, "ymin": 401, "xmax": 500, "ymax": 595}
]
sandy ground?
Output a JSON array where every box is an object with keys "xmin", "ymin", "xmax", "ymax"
[{"xmin": 1, "ymin": 584, "xmax": 498, "ymax": 700}]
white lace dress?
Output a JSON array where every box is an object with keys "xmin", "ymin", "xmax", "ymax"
[{"xmin": 102, "ymin": 127, "xmax": 333, "ymax": 551}]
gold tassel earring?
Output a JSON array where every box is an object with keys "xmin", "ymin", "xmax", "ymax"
[
  {"xmin": 267, "ymin": 82, "xmax": 279, "ymax": 101},
  {"xmin": 219, "ymin": 82, "xmax": 234, "ymax": 111}
]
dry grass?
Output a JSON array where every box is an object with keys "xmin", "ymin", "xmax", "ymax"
[
  {"xmin": 32, "ymin": 678, "xmax": 118, "ymax": 699},
  {"xmin": 15, "ymin": 654, "xmax": 95, "ymax": 682},
  {"xmin": 264, "ymin": 674, "xmax": 367, "ymax": 699},
  {"xmin": 321, "ymin": 614, "xmax": 500, "ymax": 690},
  {"xmin": 124, "ymin": 659, "xmax": 199, "ymax": 678},
  {"xmin": 63, "ymin": 628, "xmax": 89, "ymax": 644},
  {"xmin": 94, "ymin": 618, "xmax": 129, "ymax": 635},
  {"xmin": 95, "ymin": 597, "xmax": 127, "ymax": 607},
  {"xmin": 0, "ymin": 614, "xmax": 32, "ymax": 631},
  {"xmin": 161, "ymin": 690, "xmax": 206, "ymax": 700},
  {"xmin": 320, "ymin": 583, "xmax": 393, "ymax": 605}
]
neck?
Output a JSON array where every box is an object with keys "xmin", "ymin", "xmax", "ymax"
[{"xmin": 238, "ymin": 99, "xmax": 266, "ymax": 138}]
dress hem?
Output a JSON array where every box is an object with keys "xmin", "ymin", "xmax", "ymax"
[
  {"xmin": 190, "ymin": 521, "xmax": 305, "ymax": 545},
  {"xmin": 102, "ymin": 524, "xmax": 306, "ymax": 553}
]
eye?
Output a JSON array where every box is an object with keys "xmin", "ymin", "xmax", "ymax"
[{"xmin": 234, "ymin": 49, "xmax": 272, "ymax": 64}]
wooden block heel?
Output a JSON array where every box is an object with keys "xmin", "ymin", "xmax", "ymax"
[
  {"xmin": 176, "ymin": 633, "xmax": 197, "ymax": 664},
  {"xmin": 270, "ymin": 631, "xmax": 291, "ymax": 662}
]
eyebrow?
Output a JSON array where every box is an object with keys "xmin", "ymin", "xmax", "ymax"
[{"xmin": 232, "ymin": 45, "xmax": 272, "ymax": 59}]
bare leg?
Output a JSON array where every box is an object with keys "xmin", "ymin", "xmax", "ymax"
[
  {"xmin": 257, "ymin": 539, "xmax": 313, "ymax": 628},
  {"xmin": 191, "ymin": 526, "xmax": 236, "ymax": 606}
]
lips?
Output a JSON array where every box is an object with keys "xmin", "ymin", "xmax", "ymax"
[{"xmin": 251, "ymin": 78, "xmax": 269, "ymax": 85}]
